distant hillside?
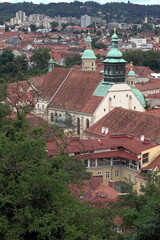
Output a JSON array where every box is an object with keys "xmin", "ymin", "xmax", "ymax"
[{"xmin": 1, "ymin": 1, "xmax": 160, "ymax": 24}]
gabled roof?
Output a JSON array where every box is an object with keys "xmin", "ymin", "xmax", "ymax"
[
  {"xmin": 70, "ymin": 176, "xmax": 119, "ymax": 206},
  {"xmin": 142, "ymin": 155, "xmax": 160, "ymax": 171},
  {"xmin": 85, "ymin": 107, "xmax": 160, "ymax": 142},
  {"xmin": 47, "ymin": 66, "xmax": 103, "ymax": 114}
]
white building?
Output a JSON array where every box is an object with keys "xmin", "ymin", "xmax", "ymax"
[
  {"xmin": 129, "ymin": 38, "xmax": 147, "ymax": 48},
  {"xmin": 81, "ymin": 15, "xmax": 92, "ymax": 28}
]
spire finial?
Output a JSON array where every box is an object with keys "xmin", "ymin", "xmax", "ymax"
[
  {"xmin": 88, "ymin": 30, "xmax": 90, "ymax": 35},
  {"xmin": 114, "ymin": 28, "xmax": 116, "ymax": 33},
  {"xmin": 130, "ymin": 61, "xmax": 133, "ymax": 70}
]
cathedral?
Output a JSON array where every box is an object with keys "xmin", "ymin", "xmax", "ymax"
[{"xmin": 30, "ymin": 31, "xmax": 146, "ymax": 136}]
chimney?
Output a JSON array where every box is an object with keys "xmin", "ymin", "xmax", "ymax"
[
  {"xmin": 105, "ymin": 128, "xmax": 109, "ymax": 134},
  {"xmin": 101, "ymin": 127, "xmax": 105, "ymax": 134}
]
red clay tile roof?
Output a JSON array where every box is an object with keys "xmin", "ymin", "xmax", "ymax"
[
  {"xmin": 77, "ymin": 150, "xmax": 139, "ymax": 161},
  {"xmin": 146, "ymin": 93, "xmax": 160, "ymax": 99},
  {"xmin": 47, "ymin": 66, "xmax": 103, "ymax": 114},
  {"xmin": 136, "ymin": 78, "xmax": 160, "ymax": 92},
  {"xmin": 85, "ymin": 107, "xmax": 160, "ymax": 142},
  {"xmin": 46, "ymin": 135, "xmax": 155, "ymax": 156},
  {"xmin": 39, "ymin": 67, "xmax": 72, "ymax": 99},
  {"xmin": 145, "ymin": 109, "xmax": 160, "ymax": 116},
  {"xmin": 126, "ymin": 64, "xmax": 153, "ymax": 78},
  {"xmin": 70, "ymin": 176, "xmax": 119, "ymax": 205}
]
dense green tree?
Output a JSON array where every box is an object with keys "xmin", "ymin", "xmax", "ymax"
[
  {"xmin": 30, "ymin": 24, "xmax": 37, "ymax": 32},
  {"xmin": 15, "ymin": 55, "xmax": 28, "ymax": 72},
  {"xmin": 65, "ymin": 54, "xmax": 82, "ymax": 67},
  {"xmin": 123, "ymin": 50, "xmax": 160, "ymax": 72},
  {"xmin": 50, "ymin": 21, "xmax": 58, "ymax": 31},
  {"xmin": 0, "ymin": 105, "xmax": 119, "ymax": 240},
  {"xmin": 30, "ymin": 48, "xmax": 50, "ymax": 70},
  {"xmin": 0, "ymin": 49, "xmax": 14, "ymax": 65},
  {"xmin": 116, "ymin": 172, "xmax": 160, "ymax": 240}
]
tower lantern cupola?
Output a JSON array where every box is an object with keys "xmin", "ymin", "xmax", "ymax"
[
  {"xmin": 127, "ymin": 62, "xmax": 136, "ymax": 87},
  {"xmin": 103, "ymin": 29, "xmax": 127, "ymax": 83},
  {"xmin": 48, "ymin": 58, "xmax": 55, "ymax": 72},
  {"xmin": 81, "ymin": 32, "xmax": 97, "ymax": 71}
]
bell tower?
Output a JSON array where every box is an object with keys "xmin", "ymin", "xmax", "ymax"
[
  {"xmin": 81, "ymin": 32, "xmax": 97, "ymax": 71},
  {"xmin": 103, "ymin": 29, "xmax": 127, "ymax": 83}
]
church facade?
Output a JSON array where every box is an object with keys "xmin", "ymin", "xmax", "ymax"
[{"xmin": 32, "ymin": 31, "xmax": 146, "ymax": 136}]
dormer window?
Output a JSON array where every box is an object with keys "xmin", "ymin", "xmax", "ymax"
[{"xmin": 142, "ymin": 153, "xmax": 149, "ymax": 164}]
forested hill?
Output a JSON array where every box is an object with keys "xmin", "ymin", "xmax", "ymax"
[{"xmin": 1, "ymin": 1, "xmax": 160, "ymax": 24}]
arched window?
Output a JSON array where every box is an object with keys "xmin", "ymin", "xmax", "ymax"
[
  {"xmin": 129, "ymin": 95, "xmax": 132, "ymax": 109},
  {"xmin": 77, "ymin": 117, "xmax": 80, "ymax": 135},
  {"xmin": 86, "ymin": 119, "xmax": 90, "ymax": 128},
  {"xmin": 51, "ymin": 113, "xmax": 54, "ymax": 122}
]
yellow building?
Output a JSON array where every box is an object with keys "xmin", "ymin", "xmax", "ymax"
[{"xmin": 58, "ymin": 136, "xmax": 160, "ymax": 193}]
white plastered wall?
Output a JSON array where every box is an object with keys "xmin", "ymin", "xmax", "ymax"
[{"xmin": 93, "ymin": 83, "xmax": 145, "ymax": 123}]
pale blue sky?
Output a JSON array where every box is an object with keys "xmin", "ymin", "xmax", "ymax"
[{"xmin": 1, "ymin": 0, "xmax": 160, "ymax": 5}]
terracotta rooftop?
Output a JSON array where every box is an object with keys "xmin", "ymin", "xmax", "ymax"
[
  {"xmin": 146, "ymin": 92, "xmax": 160, "ymax": 99},
  {"xmin": 70, "ymin": 176, "xmax": 119, "ymax": 207},
  {"xmin": 46, "ymin": 135, "xmax": 155, "ymax": 157},
  {"xmin": 145, "ymin": 109, "xmax": 160, "ymax": 116},
  {"xmin": 136, "ymin": 78, "xmax": 160, "ymax": 92},
  {"xmin": 77, "ymin": 150, "xmax": 139, "ymax": 161},
  {"xmin": 47, "ymin": 66, "xmax": 103, "ymax": 114},
  {"xmin": 126, "ymin": 64, "xmax": 153, "ymax": 79},
  {"xmin": 85, "ymin": 107, "xmax": 160, "ymax": 142}
]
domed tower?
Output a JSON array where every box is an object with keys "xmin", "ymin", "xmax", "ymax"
[
  {"xmin": 103, "ymin": 29, "xmax": 127, "ymax": 83},
  {"xmin": 48, "ymin": 58, "xmax": 55, "ymax": 72},
  {"xmin": 81, "ymin": 32, "xmax": 97, "ymax": 71},
  {"xmin": 54, "ymin": 112, "xmax": 72, "ymax": 129},
  {"xmin": 127, "ymin": 62, "xmax": 137, "ymax": 87}
]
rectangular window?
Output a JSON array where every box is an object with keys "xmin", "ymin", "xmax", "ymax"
[
  {"xmin": 84, "ymin": 159, "xmax": 88, "ymax": 167},
  {"xmin": 97, "ymin": 171, "xmax": 102, "ymax": 176},
  {"xmin": 106, "ymin": 171, "xmax": 110, "ymax": 178},
  {"xmin": 128, "ymin": 173, "xmax": 131, "ymax": 181},
  {"xmin": 114, "ymin": 170, "xmax": 119, "ymax": 178},
  {"xmin": 90, "ymin": 160, "xmax": 96, "ymax": 167},
  {"xmin": 142, "ymin": 153, "xmax": 149, "ymax": 164},
  {"xmin": 42, "ymin": 105, "xmax": 44, "ymax": 110}
]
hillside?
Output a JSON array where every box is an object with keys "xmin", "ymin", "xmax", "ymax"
[{"xmin": 1, "ymin": 1, "xmax": 160, "ymax": 24}]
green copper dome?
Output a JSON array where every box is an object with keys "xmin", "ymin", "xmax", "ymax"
[
  {"xmin": 111, "ymin": 32, "xmax": 118, "ymax": 40},
  {"xmin": 86, "ymin": 35, "xmax": 92, "ymax": 42},
  {"xmin": 128, "ymin": 70, "xmax": 136, "ymax": 76},
  {"xmin": 81, "ymin": 49, "xmax": 97, "ymax": 59},
  {"xmin": 132, "ymin": 88, "xmax": 146, "ymax": 107},
  {"xmin": 48, "ymin": 58, "xmax": 55, "ymax": 64},
  {"xmin": 54, "ymin": 113, "xmax": 72, "ymax": 128},
  {"xmin": 103, "ymin": 29, "xmax": 127, "ymax": 83},
  {"xmin": 106, "ymin": 48, "xmax": 123, "ymax": 58},
  {"xmin": 106, "ymin": 30, "xmax": 123, "ymax": 58}
]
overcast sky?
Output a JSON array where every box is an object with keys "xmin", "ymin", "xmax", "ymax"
[{"xmin": 1, "ymin": 0, "xmax": 160, "ymax": 5}]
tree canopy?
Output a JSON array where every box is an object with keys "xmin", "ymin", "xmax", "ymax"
[
  {"xmin": 30, "ymin": 48, "xmax": 51, "ymax": 70},
  {"xmin": 0, "ymin": 104, "xmax": 119, "ymax": 240}
]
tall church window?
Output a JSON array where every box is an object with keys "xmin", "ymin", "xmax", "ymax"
[
  {"xmin": 109, "ymin": 97, "xmax": 112, "ymax": 111},
  {"xmin": 51, "ymin": 113, "xmax": 54, "ymax": 122},
  {"xmin": 129, "ymin": 95, "xmax": 132, "ymax": 109},
  {"xmin": 77, "ymin": 117, "xmax": 80, "ymax": 135},
  {"xmin": 86, "ymin": 119, "xmax": 90, "ymax": 128}
]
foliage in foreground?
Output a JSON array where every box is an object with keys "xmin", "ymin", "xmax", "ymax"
[
  {"xmin": 0, "ymin": 104, "xmax": 118, "ymax": 240},
  {"xmin": 115, "ymin": 172, "xmax": 160, "ymax": 240}
]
